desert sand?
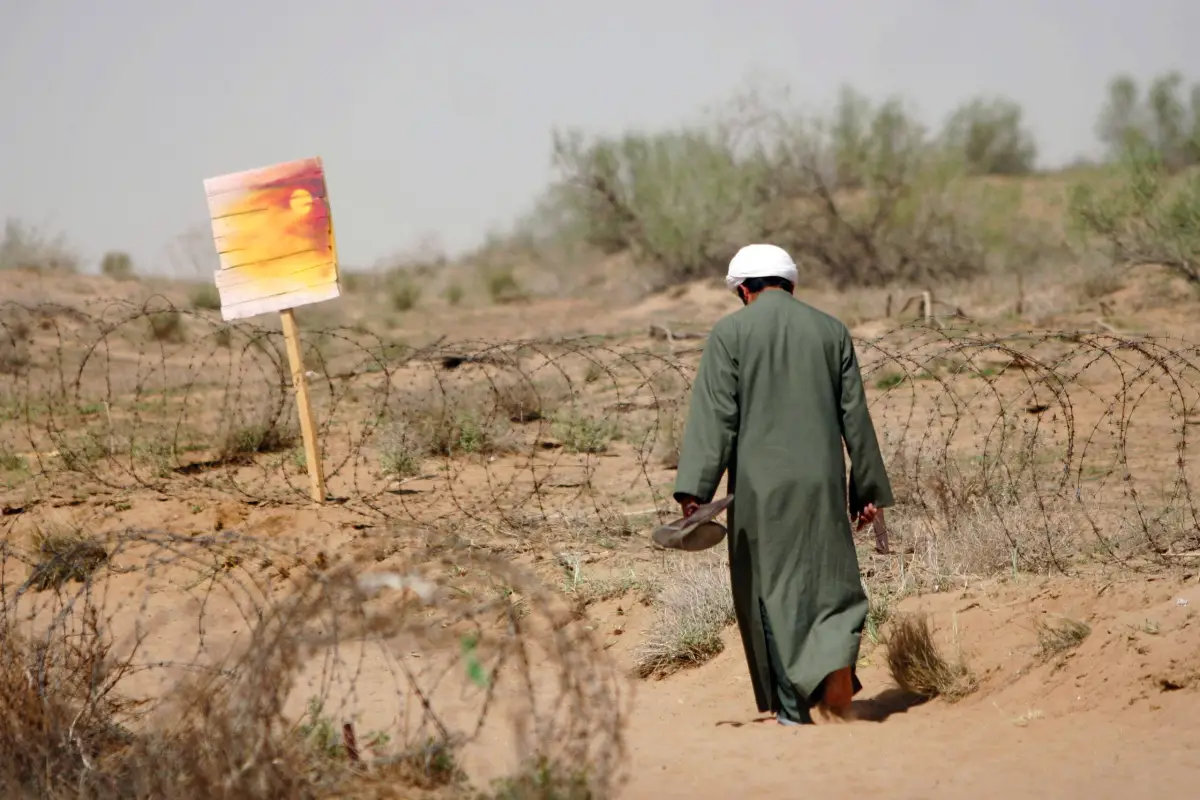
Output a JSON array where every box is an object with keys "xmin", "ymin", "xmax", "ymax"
[{"xmin": 2, "ymin": 261, "xmax": 1199, "ymax": 798}]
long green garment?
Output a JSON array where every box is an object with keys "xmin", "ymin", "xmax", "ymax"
[{"xmin": 673, "ymin": 289, "xmax": 894, "ymax": 711}]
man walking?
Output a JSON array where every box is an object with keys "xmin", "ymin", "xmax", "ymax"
[{"xmin": 673, "ymin": 243, "xmax": 894, "ymax": 725}]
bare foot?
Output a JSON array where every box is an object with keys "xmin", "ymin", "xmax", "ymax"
[
  {"xmin": 815, "ymin": 667, "xmax": 855, "ymax": 722},
  {"xmin": 815, "ymin": 702, "xmax": 857, "ymax": 723}
]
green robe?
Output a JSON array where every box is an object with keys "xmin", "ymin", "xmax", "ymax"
[{"xmin": 673, "ymin": 289, "xmax": 894, "ymax": 714}]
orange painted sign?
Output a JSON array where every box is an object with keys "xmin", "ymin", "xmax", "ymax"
[{"xmin": 203, "ymin": 157, "xmax": 341, "ymax": 321}]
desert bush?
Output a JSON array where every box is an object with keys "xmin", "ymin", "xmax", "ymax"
[
  {"xmin": 494, "ymin": 376, "xmax": 565, "ymax": 423},
  {"xmin": 386, "ymin": 269, "xmax": 422, "ymax": 311},
  {"xmin": 938, "ymin": 96, "xmax": 1038, "ymax": 176},
  {"xmin": 0, "ymin": 337, "xmax": 30, "ymax": 375},
  {"xmin": 546, "ymin": 124, "xmax": 766, "ymax": 284},
  {"xmin": 100, "ymin": 251, "xmax": 135, "ymax": 280},
  {"xmin": 654, "ymin": 407, "xmax": 685, "ymax": 469},
  {"xmin": 541, "ymin": 85, "xmax": 1013, "ymax": 290},
  {"xmin": 1068, "ymin": 145, "xmax": 1200, "ymax": 283},
  {"xmin": 1078, "ymin": 264, "xmax": 1126, "ymax": 299},
  {"xmin": 0, "ymin": 445, "xmax": 27, "ymax": 474},
  {"xmin": 147, "ymin": 309, "xmax": 186, "ymax": 343},
  {"xmin": 27, "ymin": 527, "xmax": 109, "ymax": 592},
  {"xmin": 444, "ymin": 280, "xmax": 465, "ymax": 306},
  {"xmin": 55, "ymin": 432, "xmax": 112, "ymax": 473},
  {"xmin": 132, "ymin": 435, "xmax": 177, "ymax": 479},
  {"xmin": 633, "ymin": 556, "xmax": 734, "ymax": 678},
  {"xmin": 378, "ymin": 421, "xmax": 424, "ymax": 480},
  {"xmin": 553, "ymin": 411, "xmax": 617, "ymax": 454},
  {"xmin": 221, "ymin": 420, "xmax": 299, "ymax": 462},
  {"xmin": 0, "ymin": 219, "xmax": 78, "ymax": 273},
  {"xmin": 189, "ymin": 283, "xmax": 222, "ymax": 310},
  {"xmin": 483, "ymin": 264, "xmax": 525, "ymax": 304},
  {"xmin": 339, "ymin": 270, "xmax": 367, "ymax": 293},
  {"xmin": 1095, "ymin": 71, "xmax": 1200, "ymax": 170},
  {"xmin": 484, "ymin": 756, "xmax": 594, "ymax": 799},
  {"xmin": 383, "ymin": 396, "xmax": 516, "ymax": 461},
  {"xmin": 884, "ymin": 613, "xmax": 976, "ymax": 701},
  {"xmin": 1035, "ymin": 615, "xmax": 1091, "ymax": 659}
]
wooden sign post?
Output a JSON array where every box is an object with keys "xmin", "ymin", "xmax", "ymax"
[{"xmin": 202, "ymin": 157, "xmax": 341, "ymax": 504}]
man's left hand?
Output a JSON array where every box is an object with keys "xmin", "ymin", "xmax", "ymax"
[{"xmin": 678, "ymin": 496, "xmax": 700, "ymax": 519}]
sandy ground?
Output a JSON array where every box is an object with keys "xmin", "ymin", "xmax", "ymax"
[
  {"xmin": 602, "ymin": 574, "xmax": 1200, "ymax": 798},
  {"xmin": 3, "ymin": 265, "xmax": 1200, "ymax": 797}
]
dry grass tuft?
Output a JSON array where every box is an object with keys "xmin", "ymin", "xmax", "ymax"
[
  {"xmin": 188, "ymin": 283, "xmax": 222, "ymax": 310},
  {"xmin": 381, "ymin": 394, "xmax": 518, "ymax": 466},
  {"xmin": 552, "ymin": 411, "xmax": 617, "ymax": 454},
  {"xmin": 0, "ymin": 443, "xmax": 28, "ymax": 474},
  {"xmin": 27, "ymin": 528, "xmax": 109, "ymax": 592},
  {"xmin": 0, "ymin": 337, "xmax": 31, "ymax": 375},
  {"xmin": 884, "ymin": 613, "xmax": 977, "ymax": 701},
  {"xmin": 633, "ymin": 556, "xmax": 734, "ymax": 679},
  {"xmin": 100, "ymin": 251, "xmax": 135, "ymax": 280},
  {"xmin": 484, "ymin": 755, "xmax": 594, "ymax": 799},
  {"xmin": 493, "ymin": 376, "xmax": 565, "ymax": 424},
  {"xmin": 1035, "ymin": 615, "xmax": 1091, "ymax": 659},
  {"xmin": 378, "ymin": 422, "xmax": 425, "ymax": 481},
  {"xmin": 220, "ymin": 420, "xmax": 300, "ymax": 463},
  {"xmin": 146, "ymin": 309, "xmax": 186, "ymax": 343},
  {"xmin": 386, "ymin": 270, "xmax": 422, "ymax": 311},
  {"xmin": 654, "ymin": 408, "xmax": 685, "ymax": 469}
]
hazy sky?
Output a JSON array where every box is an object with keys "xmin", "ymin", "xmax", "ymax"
[{"xmin": 2, "ymin": 0, "xmax": 1197, "ymax": 275}]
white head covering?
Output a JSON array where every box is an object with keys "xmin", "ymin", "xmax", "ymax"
[{"xmin": 725, "ymin": 243, "xmax": 799, "ymax": 294}]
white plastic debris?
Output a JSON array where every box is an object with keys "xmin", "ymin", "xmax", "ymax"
[{"xmin": 357, "ymin": 571, "xmax": 439, "ymax": 603}]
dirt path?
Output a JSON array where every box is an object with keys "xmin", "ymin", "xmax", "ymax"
[{"xmin": 603, "ymin": 575, "xmax": 1200, "ymax": 798}]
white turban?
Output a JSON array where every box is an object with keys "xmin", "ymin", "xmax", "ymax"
[{"xmin": 725, "ymin": 243, "xmax": 799, "ymax": 294}]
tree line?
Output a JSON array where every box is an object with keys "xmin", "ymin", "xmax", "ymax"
[{"xmin": 507, "ymin": 70, "xmax": 1200, "ymax": 290}]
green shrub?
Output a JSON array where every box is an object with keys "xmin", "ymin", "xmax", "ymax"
[
  {"xmin": 189, "ymin": 283, "xmax": 222, "ymax": 310},
  {"xmin": 100, "ymin": 251, "xmax": 135, "ymax": 279},
  {"xmin": 1068, "ymin": 145, "xmax": 1200, "ymax": 283}
]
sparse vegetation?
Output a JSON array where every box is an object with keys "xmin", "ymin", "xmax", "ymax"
[
  {"xmin": 553, "ymin": 410, "xmax": 617, "ymax": 454},
  {"xmin": 100, "ymin": 251, "xmax": 135, "ymax": 280},
  {"xmin": 494, "ymin": 376, "xmax": 564, "ymax": 423},
  {"xmin": 534, "ymin": 84, "xmax": 1046, "ymax": 290},
  {"xmin": 189, "ymin": 283, "xmax": 222, "ymax": 310},
  {"xmin": 27, "ymin": 528, "xmax": 109, "ymax": 592},
  {"xmin": 147, "ymin": 309, "xmax": 186, "ymax": 343},
  {"xmin": 1069, "ymin": 145, "xmax": 1200, "ymax": 283},
  {"xmin": 1036, "ymin": 615, "xmax": 1092, "ymax": 659},
  {"xmin": 633, "ymin": 556, "xmax": 735, "ymax": 678},
  {"xmin": 0, "ymin": 337, "xmax": 31, "ymax": 375},
  {"xmin": 0, "ymin": 444, "xmax": 26, "ymax": 473},
  {"xmin": 378, "ymin": 421, "xmax": 424, "ymax": 480},
  {"xmin": 387, "ymin": 269, "xmax": 422, "ymax": 311},
  {"xmin": 485, "ymin": 756, "xmax": 594, "ymax": 800},
  {"xmin": 1095, "ymin": 70, "xmax": 1200, "ymax": 170},
  {"xmin": 654, "ymin": 407, "xmax": 685, "ymax": 469},
  {"xmin": 483, "ymin": 264, "xmax": 525, "ymax": 304},
  {"xmin": 0, "ymin": 219, "xmax": 77, "ymax": 273},
  {"xmin": 221, "ymin": 420, "xmax": 299, "ymax": 462}
]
